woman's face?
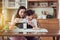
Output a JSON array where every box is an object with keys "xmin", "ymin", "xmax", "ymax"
[{"xmin": 19, "ymin": 9, "xmax": 25, "ymax": 18}]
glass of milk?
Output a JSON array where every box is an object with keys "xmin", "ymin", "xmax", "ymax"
[{"xmin": 23, "ymin": 22, "xmax": 27, "ymax": 29}]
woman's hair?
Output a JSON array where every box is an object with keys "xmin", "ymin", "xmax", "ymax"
[
  {"xmin": 15, "ymin": 6, "xmax": 26, "ymax": 18},
  {"xmin": 26, "ymin": 9, "xmax": 35, "ymax": 16}
]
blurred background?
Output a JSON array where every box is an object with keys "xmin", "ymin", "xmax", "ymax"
[
  {"xmin": 0, "ymin": 0, "xmax": 59, "ymax": 30},
  {"xmin": 0, "ymin": 0, "xmax": 59, "ymax": 40}
]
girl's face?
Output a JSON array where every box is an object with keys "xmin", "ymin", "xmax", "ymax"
[
  {"xmin": 26, "ymin": 15, "xmax": 33, "ymax": 21},
  {"xmin": 19, "ymin": 9, "xmax": 25, "ymax": 18}
]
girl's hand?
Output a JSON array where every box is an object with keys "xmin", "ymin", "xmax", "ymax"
[
  {"xmin": 28, "ymin": 21, "xmax": 35, "ymax": 27},
  {"xmin": 28, "ymin": 21, "xmax": 32, "ymax": 25},
  {"xmin": 33, "ymin": 27, "xmax": 40, "ymax": 30}
]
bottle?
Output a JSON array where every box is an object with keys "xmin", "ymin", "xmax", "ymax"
[
  {"xmin": 23, "ymin": 22, "xmax": 27, "ymax": 29},
  {"xmin": 23, "ymin": 19, "xmax": 27, "ymax": 29}
]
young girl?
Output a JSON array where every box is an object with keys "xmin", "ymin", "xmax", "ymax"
[
  {"xmin": 9, "ymin": 6, "xmax": 27, "ymax": 40},
  {"xmin": 25, "ymin": 9, "xmax": 37, "ymax": 40},
  {"xmin": 26, "ymin": 9, "xmax": 37, "ymax": 29}
]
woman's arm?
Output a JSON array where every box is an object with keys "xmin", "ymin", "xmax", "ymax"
[
  {"xmin": 9, "ymin": 14, "xmax": 25, "ymax": 30},
  {"xmin": 9, "ymin": 15, "xmax": 16, "ymax": 30},
  {"xmin": 11, "ymin": 15, "xmax": 16, "ymax": 25}
]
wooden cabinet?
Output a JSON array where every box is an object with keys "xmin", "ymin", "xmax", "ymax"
[
  {"xmin": 5, "ymin": 0, "xmax": 27, "ymax": 9},
  {"xmin": 37, "ymin": 19, "xmax": 59, "ymax": 32},
  {"xmin": 37, "ymin": 19, "xmax": 59, "ymax": 40},
  {"xmin": 28, "ymin": 0, "xmax": 57, "ymax": 2},
  {"xmin": 28, "ymin": 0, "xmax": 58, "ymax": 18}
]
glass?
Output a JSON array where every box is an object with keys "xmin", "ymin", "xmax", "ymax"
[{"xmin": 23, "ymin": 22, "xmax": 27, "ymax": 29}]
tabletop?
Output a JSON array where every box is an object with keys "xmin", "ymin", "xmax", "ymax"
[{"xmin": 0, "ymin": 29, "xmax": 59, "ymax": 37}]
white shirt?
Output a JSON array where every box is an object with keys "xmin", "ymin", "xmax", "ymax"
[{"xmin": 17, "ymin": 18, "xmax": 37, "ymax": 28}]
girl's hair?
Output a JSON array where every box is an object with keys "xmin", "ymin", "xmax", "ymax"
[
  {"xmin": 15, "ymin": 6, "xmax": 26, "ymax": 18},
  {"xmin": 26, "ymin": 9, "xmax": 35, "ymax": 16}
]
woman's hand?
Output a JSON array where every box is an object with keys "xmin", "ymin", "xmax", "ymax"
[
  {"xmin": 28, "ymin": 21, "xmax": 32, "ymax": 25},
  {"xmin": 9, "ymin": 25, "xmax": 15, "ymax": 30}
]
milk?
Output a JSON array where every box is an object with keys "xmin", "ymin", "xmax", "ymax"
[{"xmin": 23, "ymin": 22, "xmax": 27, "ymax": 29}]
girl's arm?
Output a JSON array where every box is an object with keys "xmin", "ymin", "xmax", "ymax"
[
  {"xmin": 28, "ymin": 21, "xmax": 35, "ymax": 28},
  {"xmin": 28, "ymin": 19, "xmax": 37, "ymax": 28},
  {"xmin": 32, "ymin": 19, "xmax": 37, "ymax": 28}
]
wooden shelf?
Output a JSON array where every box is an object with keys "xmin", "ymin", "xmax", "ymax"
[
  {"xmin": 37, "ymin": 19, "xmax": 59, "ymax": 32},
  {"xmin": 28, "ymin": 6, "xmax": 54, "ymax": 8},
  {"xmin": 28, "ymin": 0, "xmax": 58, "ymax": 18},
  {"xmin": 28, "ymin": 5, "xmax": 57, "ymax": 8},
  {"xmin": 28, "ymin": 0, "xmax": 57, "ymax": 2}
]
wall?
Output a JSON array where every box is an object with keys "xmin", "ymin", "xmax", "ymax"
[{"xmin": 32, "ymin": 8, "xmax": 54, "ymax": 19}]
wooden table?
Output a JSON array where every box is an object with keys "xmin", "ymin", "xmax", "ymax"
[{"xmin": 0, "ymin": 29, "xmax": 60, "ymax": 40}]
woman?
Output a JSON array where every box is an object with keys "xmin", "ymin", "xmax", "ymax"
[
  {"xmin": 9, "ymin": 6, "xmax": 27, "ymax": 40},
  {"xmin": 9, "ymin": 6, "xmax": 26, "ymax": 29}
]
